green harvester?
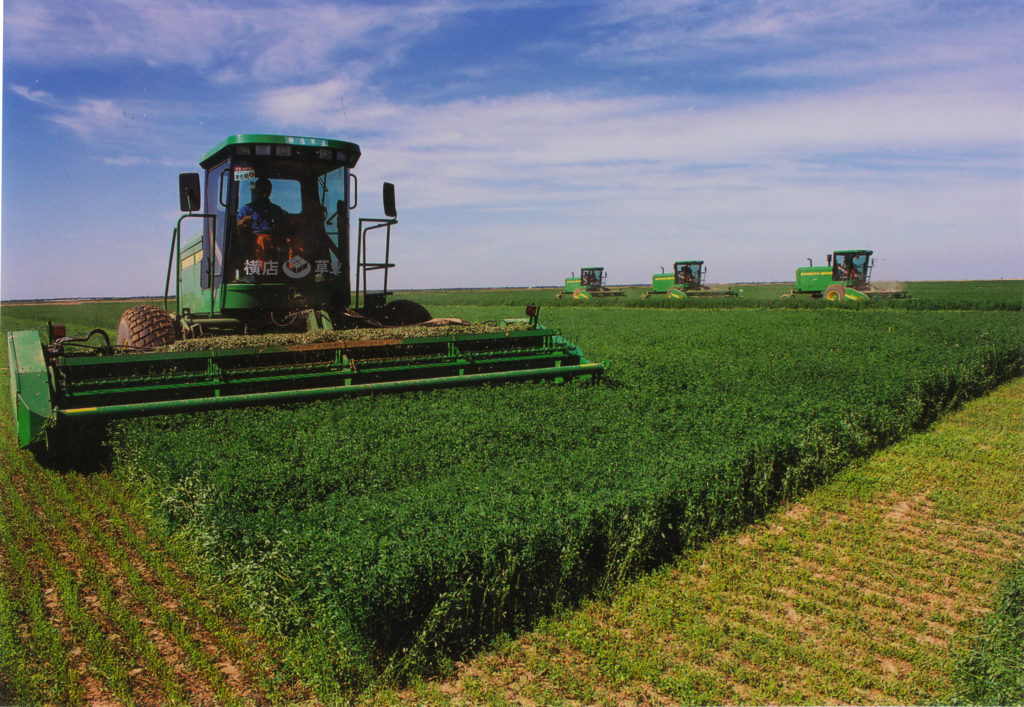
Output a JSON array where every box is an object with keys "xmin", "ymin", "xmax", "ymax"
[
  {"xmin": 7, "ymin": 134, "xmax": 605, "ymax": 449},
  {"xmin": 783, "ymin": 249, "xmax": 907, "ymax": 302},
  {"xmin": 642, "ymin": 261, "xmax": 737, "ymax": 299},
  {"xmin": 556, "ymin": 267, "xmax": 627, "ymax": 300}
]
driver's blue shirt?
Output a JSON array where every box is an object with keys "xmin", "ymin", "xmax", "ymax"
[{"xmin": 238, "ymin": 200, "xmax": 286, "ymax": 234}]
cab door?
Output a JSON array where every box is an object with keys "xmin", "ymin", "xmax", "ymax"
[{"xmin": 202, "ymin": 160, "xmax": 231, "ymax": 295}]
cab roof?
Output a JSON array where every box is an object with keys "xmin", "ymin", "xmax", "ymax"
[{"xmin": 200, "ymin": 134, "xmax": 361, "ymax": 170}]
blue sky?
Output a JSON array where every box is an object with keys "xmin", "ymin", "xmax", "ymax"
[{"xmin": 2, "ymin": 0, "xmax": 1021, "ymax": 299}]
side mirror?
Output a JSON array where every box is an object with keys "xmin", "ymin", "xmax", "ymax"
[
  {"xmin": 179, "ymin": 173, "xmax": 201, "ymax": 212},
  {"xmin": 383, "ymin": 182, "xmax": 397, "ymax": 219}
]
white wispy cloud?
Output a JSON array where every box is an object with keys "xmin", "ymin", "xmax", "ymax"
[
  {"xmin": 700, "ymin": 0, "xmax": 903, "ymax": 40},
  {"xmin": 48, "ymin": 98, "xmax": 132, "ymax": 140},
  {"xmin": 9, "ymin": 84, "xmax": 59, "ymax": 106},
  {"xmin": 242, "ymin": 71, "xmax": 1021, "ymax": 288},
  {"xmin": 254, "ymin": 81, "xmax": 1019, "ymax": 208},
  {"xmin": 8, "ymin": 86, "xmax": 161, "ymax": 143},
  {"xmin": 7, "ymin": 82, "xmax": 216, "ymax": 167},
  {"xmin": 585, "ymin": 0, "xmax": 901, "ymax": 54},
  {"xmin": 4, "ymin": 0, "xmax": 473, "ymax": 83},
  {"xmin": 259, "ymin": 77, "xmax": 369, "ymax": 126},
  {"xmin": 104, "ymin": 155, "xmax": 152, "ymax": 167},
  {"xmin": 583, "ymin": 0, "xmax": 1022, "ymax": 85}
]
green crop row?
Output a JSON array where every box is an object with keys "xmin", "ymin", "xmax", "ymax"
[{"xmin": 105, "ymin": 305, "xmax": 1023, "ymax": 689}]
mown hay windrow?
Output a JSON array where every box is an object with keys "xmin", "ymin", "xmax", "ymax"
[{"xmin": 155, "ymin": 322, "xmax": 529, "ymax": 353}]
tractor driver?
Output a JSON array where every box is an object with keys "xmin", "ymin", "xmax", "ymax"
[
  {"xmin": 237, "ymin": 177, "xmax": 286, "ymax": 262},
  {"xmin": 838, "ymin": 256, "xmax": 860, "ymax": 280}
]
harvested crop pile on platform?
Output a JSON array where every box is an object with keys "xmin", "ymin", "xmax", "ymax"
[{"xmin": 154, "ymin": 322, "xmax": 529, "ymax": 352}]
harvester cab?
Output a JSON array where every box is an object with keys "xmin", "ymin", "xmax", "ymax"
[
  {"xmin": 6, "ymin": 133, "xmax": 606, "ymax": 449},
  {"xmin": 643, "ymin": 261, "xmax": 737, "ymax": 299},
  {"xmin": 677, "ymin": 261, "xmax": 699, "ymax": 285},
  {"xmin": 785, "ymin": 249, "xmax": 905, "ymax": 301},
  {"xmin": 161, "ymin": 134, "xmax": 421, "ymax": 341},
  {"xmin": 557, "ymin": 267, "xmax": 627, "ymax": 299},
  {"xmin": 829, "ymin": 251, "xmax": 870, "ymax": 289},
  {"xmin": 580, "ymin": 267, "xmax": 604, "ymax": 288}
]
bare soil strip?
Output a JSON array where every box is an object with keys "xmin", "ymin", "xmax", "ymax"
[{"xmin": 393, "ymin": 378, "xmax": 1023, "ymax": 706}]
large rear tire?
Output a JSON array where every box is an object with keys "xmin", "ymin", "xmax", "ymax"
[
  {"xmin": 824, "ymin": 284, "xmax": 846, "ymax": 302},
  {"xmin": 116, "ymin": 305, "xmax": 178, "ymax": 349},
  {"xmin": 382, "ymin": 299, "xmax": 432, "ymax": 326}
]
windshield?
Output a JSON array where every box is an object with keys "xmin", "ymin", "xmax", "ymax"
[
  {"xmin": 228, "ymin": 166, "xmax": 345, "ymax": 282},
  {"xmin": 833, "ymin": 252, "xmax": 870, "ymax": 284},
  {"xmin": 674, "ymin": 262, "xmax": 700, "ymax": 286}
]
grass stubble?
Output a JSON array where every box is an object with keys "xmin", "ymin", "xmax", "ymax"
[{"xmin": 0, "ymin": 370, "xmax": 316, "ymax": 705}]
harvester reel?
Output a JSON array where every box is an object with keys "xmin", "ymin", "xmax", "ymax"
[
  {"xmin": 572, "ymin": 288, "xmax": 591, "ymax": 300},
  {"xmin": 824, "ymin": 284, "xmax": 846, "ymax": 302},
  {"xmin": 116, "ymin": 305, "xmax": 178, "ymax": 349}
]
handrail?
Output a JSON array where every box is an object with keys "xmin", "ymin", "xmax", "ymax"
[
  {"xmin": 356, "ymin": 216, "xmax": 397, "ymax": 308},
  {"xmin": 164, "ymin": 214, "xmax": 217, "ymax": 318}
]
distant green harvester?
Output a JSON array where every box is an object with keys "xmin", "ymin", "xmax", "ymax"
[
  {"xmin": 557, "ymin": 267, "xmax": 627, "ymax": 299},
  {"xmin": 642, "ymin": 260, "xmax": 738, "ymax": 299},
  {"xmin": 783, "ymin": 249, "xmax": 908, "ymax": 302},
  {"xmin": 6, "ymin": 133, "xmax": 605, "ymax": 449}
]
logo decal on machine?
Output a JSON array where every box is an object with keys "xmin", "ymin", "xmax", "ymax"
[
  {"xmin": 283, "ymin": 256, "xmax": 311, "ymax": 279},
  {"xmin": 242, "ymin": 259, "xmax": 340, "ymax": 278}
]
